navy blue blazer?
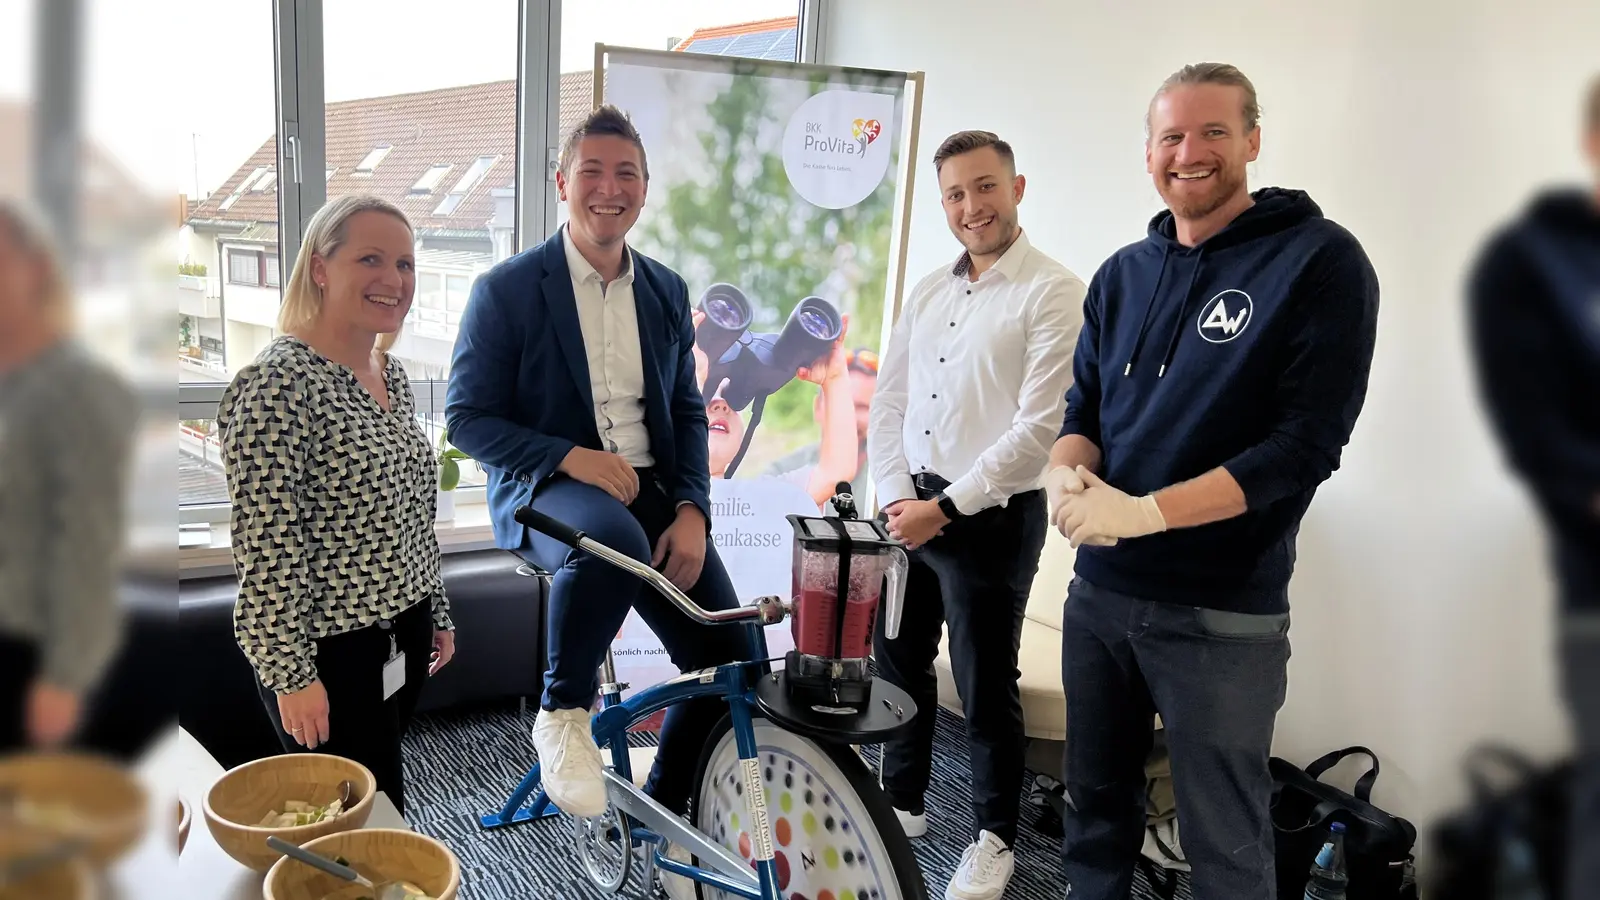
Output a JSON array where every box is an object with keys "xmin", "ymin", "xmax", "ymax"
[{"xmin": 444, "ymin": 229, "xmax": 711, "ymax": 551}]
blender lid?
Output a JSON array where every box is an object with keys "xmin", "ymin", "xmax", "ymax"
[{"xmin": 787, "ymin": 514, "xmax": 895, "ymax": 550}]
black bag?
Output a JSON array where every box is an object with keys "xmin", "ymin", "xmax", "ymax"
[
  {"xmin": 1270, "ymin": 746, "xmax": 1418, "ymax": 900},
  {"xmin": 1426, "ymin": 745, "xmax": 1571, "ymax": 899}
]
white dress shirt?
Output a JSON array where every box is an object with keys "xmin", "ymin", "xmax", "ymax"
[
  {"xmin": 868, "ymin": 229, "xmax": 1086, "ymax": 514},
  {"xmin": 563, "ymin": 225, "xmax": 653, "ymax": 467}
]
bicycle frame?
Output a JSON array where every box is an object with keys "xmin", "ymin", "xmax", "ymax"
[
  {"xmin": 485, "ymin": 504, "xmax": 912, "ymax": 900},
  {"xmin": 484, "ymin": 621, "xmax": 785, "ymax": 900}
]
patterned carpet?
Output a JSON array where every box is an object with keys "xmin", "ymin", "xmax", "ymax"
[{"xmin": 401, "ymin": 701, "xmax": 1190, "ymax": 899}]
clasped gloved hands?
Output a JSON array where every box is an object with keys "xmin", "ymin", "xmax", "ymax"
[{"xmin": 1046, "ymin": 465, "xmax": 1167, "ymax": 548}]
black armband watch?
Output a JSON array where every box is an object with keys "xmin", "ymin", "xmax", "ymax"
[{"xmin": 934, "ymin": 492, "xmax": 961, "ymax": 521}]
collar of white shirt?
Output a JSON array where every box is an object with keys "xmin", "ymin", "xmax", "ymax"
[
  {"xmin": 562, "ymin": 224, "xmax": 636, "ymax": 289},
  {"xmin": 950, "ymin": 227, "xmax": 1034, "ymax": 283}
]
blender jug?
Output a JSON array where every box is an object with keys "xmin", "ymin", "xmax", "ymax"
[{"xmin": 784, "ymin": 511, "xmax": 908, "ymax": 712}]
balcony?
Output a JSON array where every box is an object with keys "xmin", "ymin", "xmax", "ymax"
[{"xmin": 178, "ymin": 275, "xmax": 222, "ymax": 318}]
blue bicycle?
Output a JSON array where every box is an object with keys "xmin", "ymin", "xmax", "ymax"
[{"xmin": 483, "ymin": 503, "xmax": 927, "ymax": 900}]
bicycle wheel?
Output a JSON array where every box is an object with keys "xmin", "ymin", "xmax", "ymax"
[{"xmin": 687, "ymin": 713, "xmax": 927, "ymax": 900}]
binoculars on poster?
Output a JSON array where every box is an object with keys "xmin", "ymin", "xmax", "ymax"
[{"xmin": 694, "ymin": 283, "xmax": 844, "ymax": 410}]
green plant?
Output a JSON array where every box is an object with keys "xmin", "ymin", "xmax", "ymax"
[
  {"xmin": 437, "ymin": 428, "xmax": 472, "ymax": 491},
  {"xmin": 178, "ymin": 261, "xmax": 208, "ymax": 276}
]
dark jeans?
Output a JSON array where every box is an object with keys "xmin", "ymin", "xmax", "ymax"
[
  {"xmin": 1565, "ymin": 612, "xmax": 1599, "ymax": 899},
  {"xmin": 872, "ymin": 488, "xmax": 1047, "ymax": 845},
  {"xmin": 519, "ymin": 472, "xmax": 751, "ymax": 816},
  {"xmin": 255, "ymin": 598, "xmax": 433, "ymax": 816},
  {"xmin": 1060, "ymin": 576, "xmax": 1289, "ymax": 900},
  {"xmin": 0, "ymin": 633, "xmax": 37, "ymax": 753}
]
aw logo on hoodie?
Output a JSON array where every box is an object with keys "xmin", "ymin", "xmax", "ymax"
[{"xmin": 1197, "ymin": 289, "xmax": 1254, "ymax": 343}]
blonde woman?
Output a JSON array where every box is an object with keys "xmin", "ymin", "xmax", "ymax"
[
  {"xmin": 217, "ymin": 195, "xmax": 455, "ymax": 813},
  {"xmin": 0, "ymin": 199, "xmax": 138, "ymax": 752}
]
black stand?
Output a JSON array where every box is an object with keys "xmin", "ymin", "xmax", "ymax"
[{"xmin": 753, "ymin": 671, "xmax": 918, "ymax": 744}]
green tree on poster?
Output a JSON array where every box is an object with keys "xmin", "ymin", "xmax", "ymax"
[{"xmin": 638, "ymin": 67, "xmax": 897, "ymax": 443}]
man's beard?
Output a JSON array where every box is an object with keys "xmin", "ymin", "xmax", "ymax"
[
  {"xmin": 1159, "ymin": 164, "xmax": 1246, "ymax": 220},
  {"xmin": 960, "ymin": 216, "xmax": 1018, "ymax": 257}
]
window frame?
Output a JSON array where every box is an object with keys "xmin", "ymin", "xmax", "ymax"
[{"xmin": 178, "ymin": 0, "xmax": 829, "ymax": 547}]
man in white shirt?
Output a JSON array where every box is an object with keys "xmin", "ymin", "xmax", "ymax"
[{"xmin": 868, "ymin": 130, "xmax": 1086, "ymax": 900}]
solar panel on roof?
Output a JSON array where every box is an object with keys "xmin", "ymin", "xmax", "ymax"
[
  {"xmin": 764, "ymin": 32, "xmax": 798, "ymax": 61},
  {"xmin": 725, "ymin": 31, "xmax": 781, "ymax": 57},
  {"xmin": 686, "ymin": 35, "xmax": 735, "ymax": 55}
]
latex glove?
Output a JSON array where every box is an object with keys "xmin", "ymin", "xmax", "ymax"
[
  {"xmin": 1046, "ymin": 466, "xmax": 1118, "ymax": 547},
  {"xmin": 1055, "ymin": 466, "xmax": 1167, "ymax": 548},
  {"xmin": 1044, "ymin": 465, "xmax": 1085, "ymax": 513}
]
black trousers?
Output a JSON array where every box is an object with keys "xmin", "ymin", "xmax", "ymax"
[
  {"xmin": 256, "ymin": 599, "xmax": 433, "ymax": 816},
  {"xmin": 0, "ymin": 633, "xmax": 38, "ymax": 753},
  {"xmin": 518, "ymin": 471, "xmax": 751, "ymax": 815},
  {"xmin": 872, "ymin": 487, "xmax": 1047, "ymax": 845}
]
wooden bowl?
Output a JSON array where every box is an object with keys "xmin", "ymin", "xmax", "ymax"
[
  {"xmin": 0, "ymin": 752, "xmax": 147, "ymax": 866},
  {"xmin": 202, "ymin": 753, "xmax": 376, "ymax": 872},
  {"xmin": 177, "ymin": 797, "xmax": 191, "ymax": 855},
  {"xmin": 0, "ymin": 856, "xmax": 97, "ymax": 900},
  {"xmin": 263, "ymin": 828, "xmax": 460, "ymax": 900}
]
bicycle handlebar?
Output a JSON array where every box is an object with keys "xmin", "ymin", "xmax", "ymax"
[{"xmin": 513, "ymin": 505, "xmax": 786, "ymax": 628}]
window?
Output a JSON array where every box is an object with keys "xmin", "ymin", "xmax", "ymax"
[
  {"xmin": 226, "ymin": 248, "xmax": 278, "ymax": 287},
  {"xmin": 434, "ymin": 155, "xmax": 498, "ymax": 215},
  {"xmin": 446, "ymin": 274, "xmax": 471, "ymax": 310},
  {"xmin": 227, "ymin": 249, "xmax": 262, "ymax": 286},
  {"xmin": 179, "ymin": 419, "xmax": 230, "ymax": 509},
  {"xmin": 177, "ymin": 3, "xmax": 276, "ymax": 385},
  {"xmin": 324, "ymin": 0, "xmax": 520, "ymax": 386},
  {"xmin": 411, "ymin": 163, "xmax": 452, "ymax": 194},
  {"xmin": 417, "ymin": 272, "xmax": 445, "ymax": 310},
  {"xmin": 354, "ymin": 144, "xmax": 393, "ymax": 173}
]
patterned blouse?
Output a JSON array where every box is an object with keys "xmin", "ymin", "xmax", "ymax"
[{"xmin": 217, "ymin": 336, "xmax": 453, "ymax": 695}]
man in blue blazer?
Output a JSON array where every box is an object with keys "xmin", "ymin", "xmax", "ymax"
[{"xmin": 445, "ymin": 106, "xmax": 749, "ymax": 820}]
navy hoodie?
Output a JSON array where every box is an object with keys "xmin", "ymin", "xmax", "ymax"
[
  {"xmin": 1060, "ymin": 188, "xmax": 1379, "ymax": 614},
  {"xmin": 1468, "ymin": 188, "xmax": 1600, "ymax": 611}
]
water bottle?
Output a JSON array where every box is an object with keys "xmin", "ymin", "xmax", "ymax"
[
  {"xmin": 1303, "ymin": 821, "xmax": 1349, "ymax": 900},
  {"xmin": 1493, "ymin": 829, "xmax": 1546, "ymax": 900}
]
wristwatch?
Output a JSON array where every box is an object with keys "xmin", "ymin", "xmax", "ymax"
[{"xmin": 934, "ymin": 492, "xmax": 961, "ymax": 521}]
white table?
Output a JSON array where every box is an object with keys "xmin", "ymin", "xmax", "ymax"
[{"xmin": 109, "ymin": 728, "xmax": 408, "ymax": 900}]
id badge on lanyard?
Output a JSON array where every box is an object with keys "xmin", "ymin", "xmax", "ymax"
[{"xmin": 381, "ymin": 622, "xmax": 405, "ymax": 701}]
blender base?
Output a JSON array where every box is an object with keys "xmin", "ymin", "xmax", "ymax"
[{"xmin": 752, "ymin": 670, "xmax": 919, "ymax": 744}]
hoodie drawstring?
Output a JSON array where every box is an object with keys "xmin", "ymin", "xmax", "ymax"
[
  {"xmin": 1123, "ymin": 246, "xmax": 1170, "ymax": 376},
  {"xmin": 1157, "ymin": 251, "xmax": 1205, "ymax": 377}
]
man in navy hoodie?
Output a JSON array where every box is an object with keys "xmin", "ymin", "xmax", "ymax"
[
  {"xmin": 1045, "ymin": 63, "xmax": 1379, "ymax": 899},
  {"xmin": 1467, "ymin": 74, "xmax": 1600, "ymax": 895}
]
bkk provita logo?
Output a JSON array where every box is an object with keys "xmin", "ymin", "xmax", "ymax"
[{"xmin": 801, "ymin": 117, "xmax": 881, "ymax": 156}]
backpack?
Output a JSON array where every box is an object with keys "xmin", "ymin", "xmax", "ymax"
[{"xmin": 1427, "ymin": 744, "xmax": 1571, "ymax": 899}]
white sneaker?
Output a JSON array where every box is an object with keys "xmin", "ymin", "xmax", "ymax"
[
  {"xmin": 657, "ymin": 842, "xmax": 697, "ymax": 900},
  {"xmin": 894, "ymin": 807, "xmax": 927, "ymax": 838},
  {"xmin": 531, "ymin": 707, "xmax": 608, "ymax": 818},
  {"xmin": 945, "ymin": 830, "xmax": 1015, "ymax": 900}
]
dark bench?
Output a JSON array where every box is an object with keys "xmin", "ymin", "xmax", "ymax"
[{"xmin": 177, "ymin": 549, "xmax": 547, "ymax": 770}]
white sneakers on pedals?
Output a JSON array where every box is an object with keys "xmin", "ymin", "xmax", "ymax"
[
  {"xmin": 657, "ymin": 843, "xmax": 697, "ymax": 900},
  {"xmin": 894, "ymin": 807, "xmax": 927, "ymax": 838},
  {"xmin": 945, "ymin": 830, "xmax": 1015, "ymax": 900},
  {"xmin": 530, "ymin": 707, "xmax": 608, "ymax": 818}
]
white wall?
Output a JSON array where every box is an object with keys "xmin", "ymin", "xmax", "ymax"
[{"xmin": 825, "ymin": 0, "xmax": 1598, "ymax": 838}]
